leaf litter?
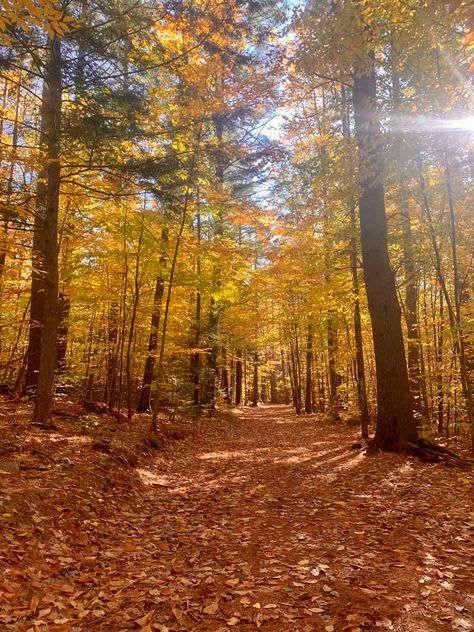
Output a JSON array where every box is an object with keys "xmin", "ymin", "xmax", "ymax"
[{"xmin": 0, "ymin": 399, "xmax": 473, "ymax": 630}]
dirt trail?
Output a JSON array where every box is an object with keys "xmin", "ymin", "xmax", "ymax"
[{"xmin": 1, "ymin": 404, "xmax": 473, "ymax": 631}]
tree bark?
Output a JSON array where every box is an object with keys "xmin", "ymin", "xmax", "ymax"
[
  {"xmin": 137, "ymin": 227, "xmax": 168, "ymax": 412},
  {"xmin": 349, "ymin": 204, "xmax": 369, "ymax": 438},
  {"xmin": 32, "ymin": 36, "xmax": 62, "ymax": 427},
  {"xmin": 235, "ymin": 349, "xmax": 243, "ymax": 406},
  {"xmin": 305, "ymin": 324, "xmax": 313, "ymax": 413},
  {"xmin": 56, "ymin": 292, "xmax": 70, "ymax": 372},
  {"xmin": 352, "ymin": 58, "xmax": 418, "ymax": 451},
  {"xmin": 251, "ymin": 352, "xmax": 258, "ymax": 407}
]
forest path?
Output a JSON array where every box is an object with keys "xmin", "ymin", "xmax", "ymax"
[
  {"xmin": 120, "ymin": 405, "xmax": 473, "ymax": 632},
  {"xmin": 1, "ymin": 404, "xmax": 473, "ymax": 631}
]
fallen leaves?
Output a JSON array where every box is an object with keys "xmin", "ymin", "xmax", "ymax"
[{"xmin": 0, "ymin": 403, "xmax": 473, "ymax": 631}]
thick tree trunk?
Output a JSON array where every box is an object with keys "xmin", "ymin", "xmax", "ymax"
[
  {"xmin": 32, "ymin": 36, "xmax": 62, "ymax": 427},
  {"xmin": 23, "ymin": 110, "xmax": 48, "ymax": 396},
  {"xmin": 352, "ymin": 60, "xmax": 417, "ymax": 451}
]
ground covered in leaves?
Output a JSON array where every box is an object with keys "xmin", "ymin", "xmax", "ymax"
[{"xmin": 1, "ymin": 400, "xmax": 473, "ymax": 632}]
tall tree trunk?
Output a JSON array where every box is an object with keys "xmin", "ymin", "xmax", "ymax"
[
  {"xmin": 305, "ymin": 324, "xmax": 313, "ymax": 413},
  {"xmin": 401, "ymin": 206, "xmax": 424, "ymax": 420},
  {"xmin": 150, "ymin": 174, "xmax": 195, "ymax": 433},
  {"xmin": 280, "ymin": 344, "xmax": 290, "ymax": 405},
  {"xmin": 126, "ymin": 212, "xmax": 144, "ymax": 419},
  {"xmin": 32, "ymin": 35, "xmax": 62, "ymax": 426},
  {"xmin": 327, "ymin": 318, "xmax": 339, "ymax": 418},
  {"xmin": 235, "ymin": 349, "xmax": 243, "ymax": 406},
  {"xmin": 23, "ymin": 105, "xmax": 48, "ymax": 396},
  {"xmin": 391, "ymin": 63, "xmax": 425, "ymax": 423},
  {"xmin": 190, "ymin": 201, "xmax": 201, "ymax": 411},
  {"xmin": 56, "ymin": 292, "xmax": 70, "ymax": 372},
  {"xmin": 349, "ymin": 204, "xmax": 369, "ymax": 438},
  {"xmin": 203, "ymin": 115, "xmax": 225, "ymax": 407},
  {"xmin": 251, "ymin": 352, "xmax": 258, "ymax": 407},
  {"xmin": 137, "ymin": 227, "xmax": 168, "ymax": 412},
  {"xmin": 436, "ymin": 289, "xmax": 444, "ymax": 433},
  {"xmin": 352, "ymin": 57, "xmax": 417, "ymax": 451},
  {"xmin": 105, "ymin": 301, "xmax": 119, "ymax": 406},
  {"xmin": 220, "ymin": 348, "xmax": 230, "ymax": 404}
]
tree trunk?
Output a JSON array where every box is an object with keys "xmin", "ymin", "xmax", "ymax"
[
  {"xmin": 105, "ymin": 301, "xmax": 119, "ymax": 407},
  {"xmin": 349, "ymin": 204, "xmax": 369, "ymax": 438},
  {"xmin": 436, "ymin": 289, "xmax": 444, "ymax": 433},
  {"xmin": 327, "ymin": 317, "xmax": 339, "ymax": 418},
  {"xmin": 32, "ymin": 35, "xmax": 62, "ymax": 427},
  {"xmin": 251, "ymin": 352, "xmax": 258, "ymax": 407},
  {"xmin": 270, "ymin": 369, "xmax": 278, "ymax": 404},
  {"xmin": 126, "ymin": 213, "xmax": 144, "ymax": 419},
  {"xmin": 137, "ymin": 227, "xmax": 168, "ymax": 412},
  {"xmin": 305, "ymin": 324, "xmax": 313, "ymax": 413},
  {"xmin": 235, "ymin": 349, "xmax": 243, "ymax": 406},
  {"xmin": 220, "ymin": 347, "xmax": 230, "ymax": 404},
  {"xmin": 352, "ymin": 58, "xmax": 417, "ymax": 451},
  {"xmin": 56, "ymin": 292, "xmax": 70, "ymax": 372}
]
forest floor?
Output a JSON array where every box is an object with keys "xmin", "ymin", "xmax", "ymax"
[{"xmin": 0, "ymin": 400, "xmax": 473, "ymax": 632}]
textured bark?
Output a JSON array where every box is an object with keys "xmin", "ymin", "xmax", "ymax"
[
  {"xmin": 352, "ymin": 59, "xmax": 417, "ymax": 451},
  {"xmin": 32, "ymin": 36, "xmax": 62, "ymax": 427},
  {"xmin": 23, "ymin": 109, "xmax": 48, "ymax": 396}
]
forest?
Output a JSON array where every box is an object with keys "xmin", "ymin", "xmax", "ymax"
[{"xmin": 0, "ymin": 1, "xmax": 473, "ymax": 631}]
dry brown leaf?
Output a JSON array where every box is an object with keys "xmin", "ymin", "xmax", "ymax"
[{"xmin": 203, "ymin": 603, "xmax": 219, "ymax": 615}]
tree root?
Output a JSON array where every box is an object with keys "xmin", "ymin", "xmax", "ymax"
[
  {"xmin": 366, "ymin": 437, "xmax": 471, "ymax": 468},
  {"xmin": 407, "ymin": 438, "xmax": 474, "ymax": 468}
]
